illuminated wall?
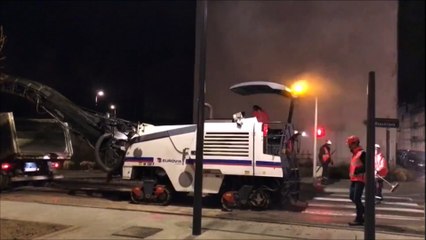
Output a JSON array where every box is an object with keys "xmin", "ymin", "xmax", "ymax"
[{"xmin": 197, "ymin": 1, "xmax": 398, "ymax": 164}]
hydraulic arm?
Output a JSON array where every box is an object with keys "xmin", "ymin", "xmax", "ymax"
[{"xmin": 0, "ymin": 73, "xmax": 136, "ymax": 173}]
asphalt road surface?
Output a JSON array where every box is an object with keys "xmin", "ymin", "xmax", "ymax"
[{"xmin": 1, "ymin": 170, "xmax": 424, "ymax": 237}]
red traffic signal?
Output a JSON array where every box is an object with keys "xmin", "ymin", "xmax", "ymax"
[{"xmin": 316, "ymin": 127, "xmax": 325, "ymax": 138}]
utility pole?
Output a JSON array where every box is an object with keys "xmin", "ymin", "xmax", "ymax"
[
  {"xmin": 192, "ymin": 0, "xmax": 208, "ymax": 236},
  {"xmin": 313, "ymin": 97, "xmax": 318, "ymax": 180},
  {"xmin": 365, "ymin": 71, "xmax": 376, "ymax": 240}
]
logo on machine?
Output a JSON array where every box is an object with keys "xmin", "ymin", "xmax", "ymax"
[{"xmin": 156, "ymin": 158, "xmax": 181, "ymax": 164}]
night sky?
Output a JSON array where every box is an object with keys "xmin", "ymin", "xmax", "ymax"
[
  {"xmin": 0, "ymin": 1, "xmax": 424, "ymax": 125},
  {"xmin": 0, "ymin": 1, "xmax": 196, "ymax": 124},
  {"xmin": 398, "ymin": 1, "xmax": 425, "ymax": 105}
]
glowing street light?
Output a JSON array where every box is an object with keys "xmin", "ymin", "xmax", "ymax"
[
  {"xmin": 290, "ymin": 80, "xmax": 309, "ymax": 97},
  {"xmin": 95, "ymin": 90, "xmax": 104, "ymax": 106},
  {"xmin": 110, "ymin": 104, "xmax": 116, "ymax": 117}
]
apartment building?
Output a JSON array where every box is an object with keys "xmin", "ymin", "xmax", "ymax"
[{"xmin": 397, "ymin": 102, "xmax": 425, "ymax": 151}]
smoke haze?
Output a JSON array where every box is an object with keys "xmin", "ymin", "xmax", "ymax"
[{"xmin": 203, "ymin": 1, "xmax": 398, "ymax": 162}]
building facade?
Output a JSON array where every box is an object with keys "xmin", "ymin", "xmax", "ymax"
[
  {"xmin": 195, "ymin": 1, "xmax": 399, "ymax": 166},
  {"xmin": 397, "ymin": 102, "xmax": 425, "ymax": 151}
]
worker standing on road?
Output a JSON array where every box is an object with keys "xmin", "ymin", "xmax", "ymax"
[
  {"xmin": 375, "ymin": 144, "xmax": 388, "ymax": 204},
  {"xmin": 318, "ymin": 139, "xmax": 333, "ymax": 185},
  {"xmin": 346, "ymin": 135, "xmax": 366, "ymax": 226},
  {"xmin": 252, "ymin": 105, "xmax": 270, "ymax": 123}
]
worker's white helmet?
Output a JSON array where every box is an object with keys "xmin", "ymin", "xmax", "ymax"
[
  {"xmin": 375, "ymin": 144, "xmax": 381, "ymax": 149},
  {"xmin": 326, "ymin": 140, "xmax": 332, "ymax": 145}
]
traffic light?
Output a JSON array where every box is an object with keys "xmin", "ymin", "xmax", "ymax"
[{"xmin": 316, "ymin": 126, "xmax": 325, "ymax": 138}]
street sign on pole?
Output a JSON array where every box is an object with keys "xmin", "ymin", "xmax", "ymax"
[{"xmin": 375, "ymin": 118, "xmax": 399, "ymax": 128}]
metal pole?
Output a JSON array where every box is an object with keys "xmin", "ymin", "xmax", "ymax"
[
  {"xmin": 287, "ymin": 99, "xmax": 295, "ymax": 124},
  {"xmin": 386, "ymin": 128, "xmax": 390, "ymax": 165},
  {"xmin": 365, "ymin": 71, "xmax": 376, "ymax": 240},
  {"xmin": 313, "ymin": 97, "xmax": 318, "ymax": 179},
  {"xmin": 192, "ymin": 0, "xmax": 207, "ymax": 236}
]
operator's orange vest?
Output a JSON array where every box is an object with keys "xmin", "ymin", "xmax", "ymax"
[{"xmin": 349, "ymin": 147, "xmax": 365, "ymax": 183}]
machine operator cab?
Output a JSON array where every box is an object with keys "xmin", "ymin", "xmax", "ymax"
[
  {"xmin": 226, "ymin": 81, "xmax": 303, "ymax": 209},
  {"xmin": 229, "ymin": 81, "xmax": 300, "ymax": 157}
]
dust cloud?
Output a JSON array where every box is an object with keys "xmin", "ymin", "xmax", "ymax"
[{"xmin": 203, "ymin": 1, "xmax": 398, "ymax": 162}]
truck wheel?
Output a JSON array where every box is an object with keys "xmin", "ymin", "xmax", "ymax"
[
  {"xmin": 130, "ymin": 186, "xmax": 144, "ymax": 203},
  {"xmin": 0, "ymin": 173, "xmax": 11, "ymax": 191},
  {"xmin": 221, "ymin": 191, "xmax": 238, "ymax": 211},
  {"xmin": 249, "ymin": 189, "xmax": 270, "ymax": 210},
  {"xmin": 156, "ymin": 185, "xmax": 172, "ymax": 206}
]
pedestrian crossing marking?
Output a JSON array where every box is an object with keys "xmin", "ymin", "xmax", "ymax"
[
  {"xmin": 303, "ymin": 209, "xmax": 424, "ymax": 221},
  {"xmin": 308, "ymin": 202, "xmax": 424, "ymax": 213},
  {"xmin": 330, "ymin": 193, "xmax": 415, "ymax": 202},
  {"xmin": 304, "ymin": 194, "xmax": 425, "ymax": 223},
  {"xmin": 313, "ymin": 197, "xmax": 420, "ymax": 208}
]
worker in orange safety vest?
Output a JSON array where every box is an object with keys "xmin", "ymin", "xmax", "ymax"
[
  {"xmin": 318, "ymin": 139, "xmax": 333, "ymax": 184},
  {"xmin": 346, "ymin": 135, "xmax": 366, "ymax": 226},
  {"xmin": 252, "ymin": 105, "xmax": 270, "ymax": 123}
]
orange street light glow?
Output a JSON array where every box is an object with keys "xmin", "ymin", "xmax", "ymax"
[{"xmin": 291, "ymin": 80, "xmax": 309, "ymax": 97}]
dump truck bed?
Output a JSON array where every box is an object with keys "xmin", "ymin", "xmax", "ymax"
[{"xmin": 0, "ymin": 112, "xmax": 73, "ymax": 189}]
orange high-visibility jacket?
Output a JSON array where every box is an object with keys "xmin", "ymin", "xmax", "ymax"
[
  {"xmin": 252, "ymin": 110, "xmax": 270, "ymax": 123},
  {"xmin": 349, "ymin": 147, "xmax": 365, "ymax": 183},
  {"xmin": 319, "ymin": 145, "xmax": 331, "ymax": 163}
]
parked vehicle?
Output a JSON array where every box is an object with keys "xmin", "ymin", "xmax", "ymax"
[
  {"xmin": 0, "ymin": 112, "xmax": 73, "ymax": 190},
  {"xmin": 396, "ymin": 149, "xmax": 425, "ymax": 172}
]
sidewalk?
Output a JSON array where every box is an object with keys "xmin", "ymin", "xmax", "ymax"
[
  {"xmin": 0, "ymin": 200, "xmax": 423, "ymax": 240},
  {"xmin": 1, "ymin": 171, "xmax": 424, "ymax": 239}
]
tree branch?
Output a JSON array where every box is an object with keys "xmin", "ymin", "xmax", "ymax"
[{"xmin": 0, "ymin": 26, "xmax": 7, "ymax": 66}]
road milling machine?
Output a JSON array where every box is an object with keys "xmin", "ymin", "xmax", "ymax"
[{"xmin": 1, "ymin": 73, "xmax": 305, "ymax": 210}]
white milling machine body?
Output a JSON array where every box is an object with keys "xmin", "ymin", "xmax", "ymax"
[{"xmin": 125, "ymin": 82, "xmax": 303, "ymax": 210}]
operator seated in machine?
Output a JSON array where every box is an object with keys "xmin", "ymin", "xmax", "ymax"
[{"xmin": 251, "ymin": 105, "xmax": 270, "ymax": 123}]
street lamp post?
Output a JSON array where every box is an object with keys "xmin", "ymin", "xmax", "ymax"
[
  {"xmin": 290, "ymin": 80, "xmax": 319, "ymax": 180},
  {"xmin": 313, "ymin": 97, "xmax": 318, "ymax": 180},
  {"xmin": 95, "ymin": 90, "xmax": 104, "ymax": 106},
  {"xmin": 289, "ymin": 80, "xmax": 318, "ymax": 181}
]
